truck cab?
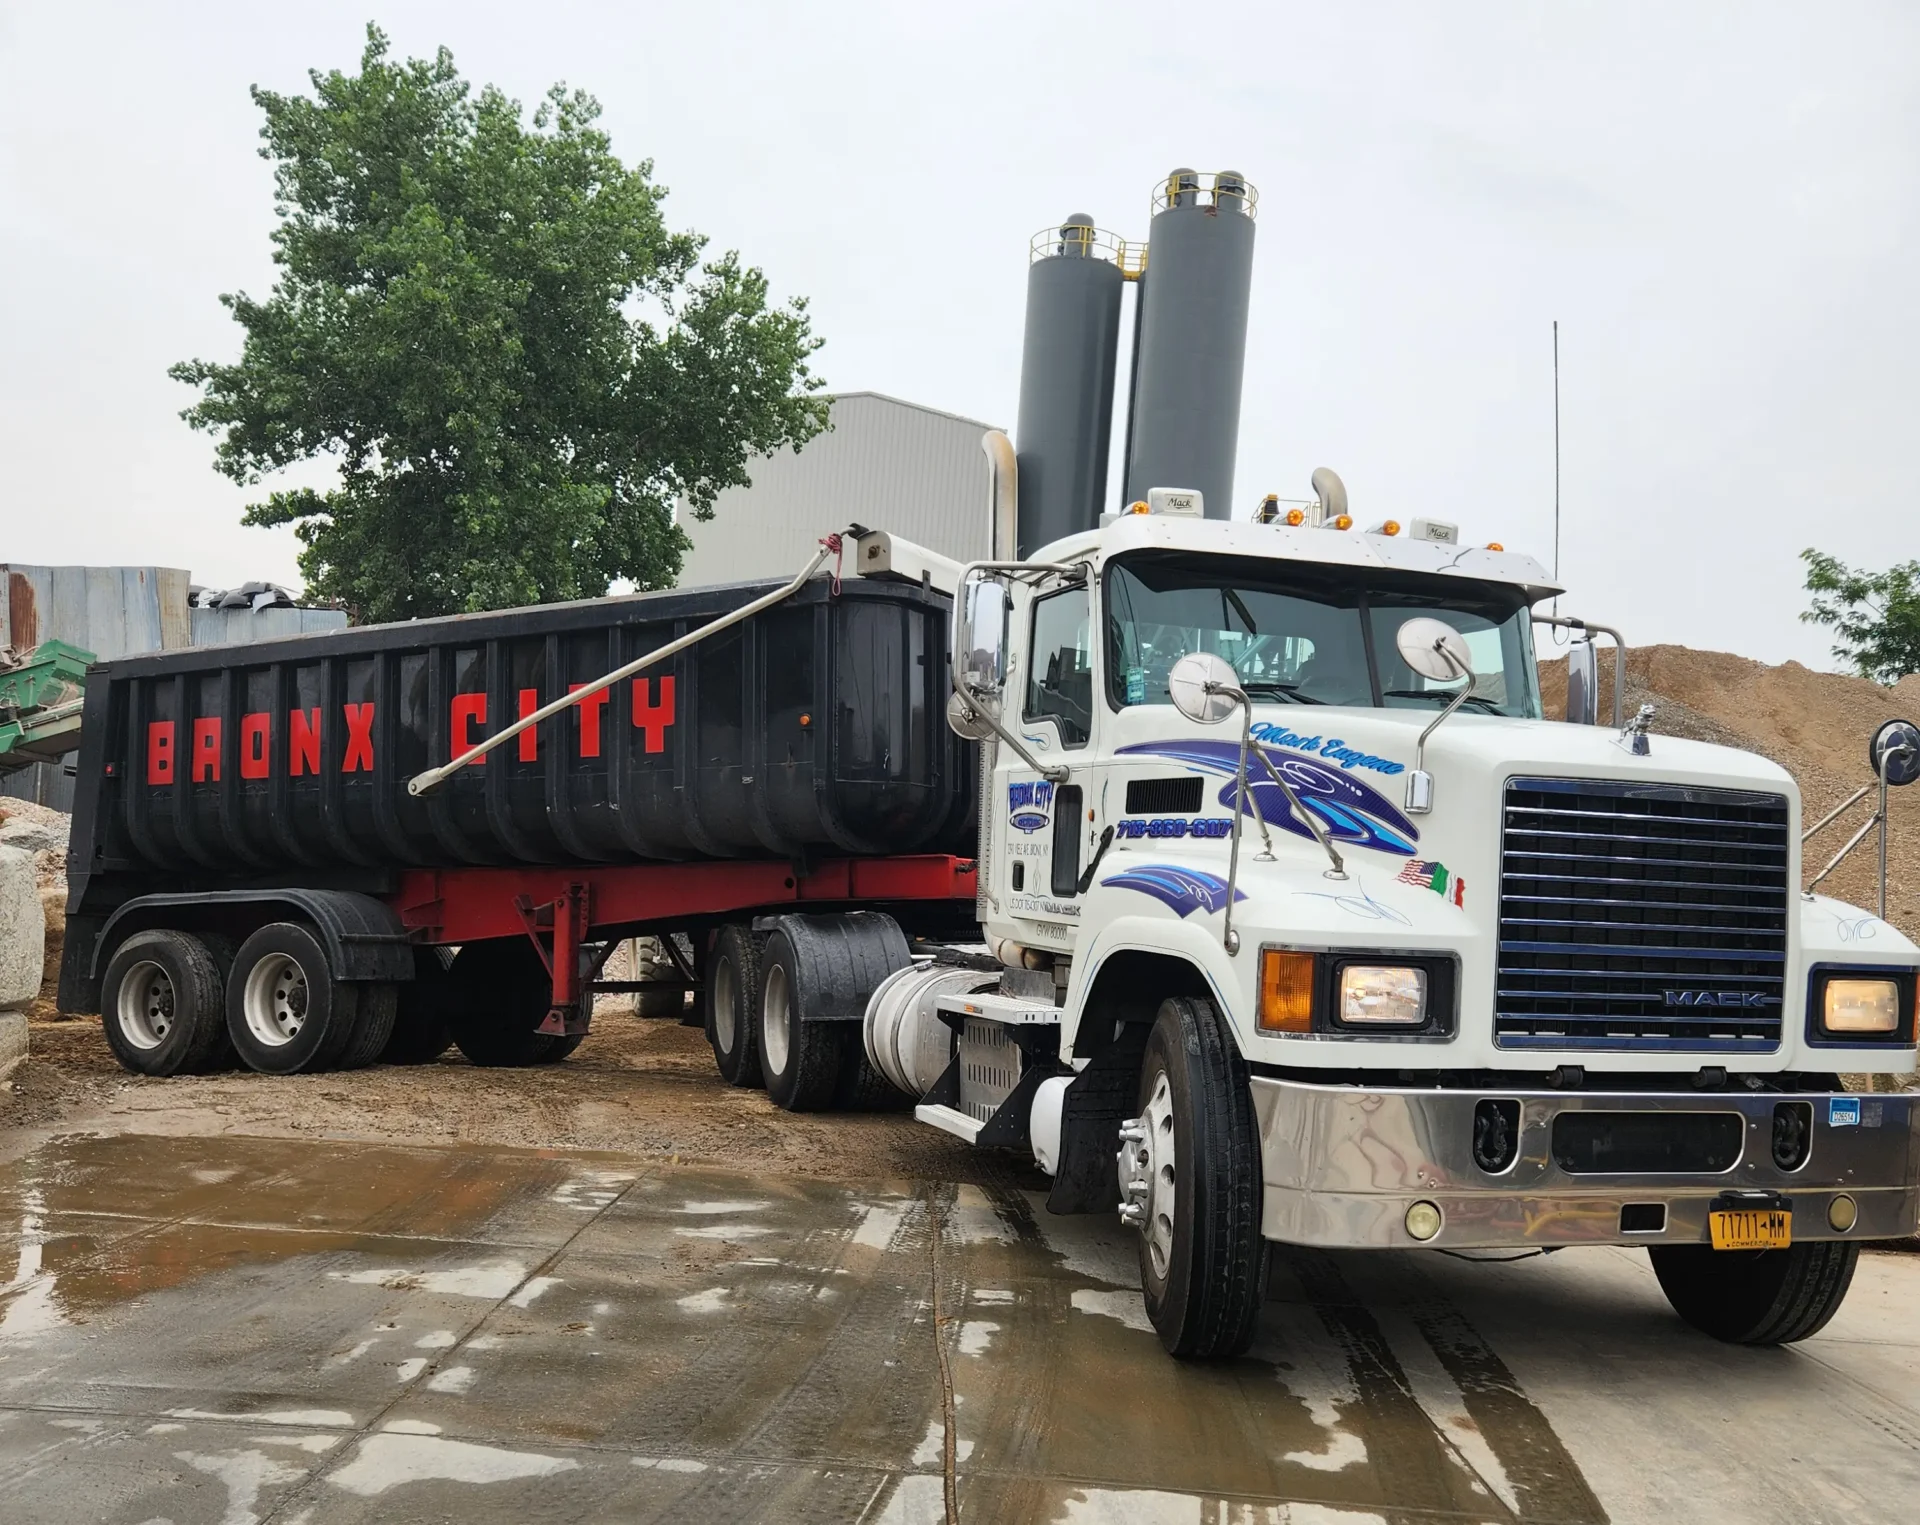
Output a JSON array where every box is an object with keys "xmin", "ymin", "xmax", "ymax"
[{"xmin": 884, "ymin": 497, "xmax": 1920, "ymax": 1358}]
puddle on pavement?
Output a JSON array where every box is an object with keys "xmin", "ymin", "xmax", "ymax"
[
  {"xmin": 0, "ymin": 1133, "xmax": 641, "ymax": 1339},
  {"xmin": 0, "ymin": 1132, "xmax": 1607, "ymax": 1521}
]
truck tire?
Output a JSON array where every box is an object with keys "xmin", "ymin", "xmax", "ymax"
[
  {"xmin": 757, "ymin": 915, "xmax": 910, "ymax": 1114},
  {"xmin": 446, "ymin": 939, "xmax": 576, "ymax": 1068},
  {"xmin": 706, "ymin": 925, "xmax": 764, "ymax": 1088},
  {"xmin": 339, "ymin": 982, "xmax": 399, "ymax": 1069},
  {"xmin": 100, "ymin": 929, "xmax": 230, "ymax": 1077},
  {"xmin": 1125, "ymin": 996, "xmax": 1267, "ymax": 1359},
  {"xmin": 225, "ymin": 922, "xmax": 361, "ymax": 1075},
  {"xmin": 1649, "ymin": 1240, "xmax": 1860, "ymax": 1344},
  {"xmin": 383, "ymin": 947, "xmax": 456, "ymax": 1064},
  {"xmin": 631, "ymin": 937, "xmax": 686, "ymax": 1018}
]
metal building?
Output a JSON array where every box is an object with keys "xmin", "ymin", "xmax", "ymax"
[
  {"xmin": 1, "ymin": 564, "xmax": 345, "ymax": 810},
  {"xmin": 676, "ymin": 393, "xmax": 1000, "ymax": 588}
]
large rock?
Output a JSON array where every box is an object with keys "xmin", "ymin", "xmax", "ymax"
[{"xmin": 0, "ymin": 846, "xmax": 45, "ymax": 1009}]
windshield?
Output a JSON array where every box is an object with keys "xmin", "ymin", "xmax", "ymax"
[{"xmin": 1104, "ymin": 551, "xmax": 1542, "ymax": 719}]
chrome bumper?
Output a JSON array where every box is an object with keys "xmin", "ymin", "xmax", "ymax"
[{"xmin": 1250, "ymin": 1078, "xmax": 1920, "ymax": 1250}]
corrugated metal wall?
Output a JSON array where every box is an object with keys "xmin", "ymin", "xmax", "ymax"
[
  {"xmin": 2, "ymin": 566, "xmax": 346, "ymax": 810},
  {"xmin": 189, "ymin": 605, "xmax": 348, "ymax": 646},
  {"xmin": 2, "ymin": 563, "xmax": 193, "ymax": 809},
  {"xmin": 676, "ymin": 392, "xmax": 999, "ymax": 588}
]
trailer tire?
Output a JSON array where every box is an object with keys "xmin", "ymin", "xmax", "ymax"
[
  {"xmin": 1127, "ymin": 996, "xmax": 1267, "ymax": 1360},
  {"xmin": 446, "ymin": 939, "xmax": 575, "ymax": 1068},
  {"xmin": 340, "ymin": 982, "xmax": 399, "ymax": 1069},
  {"xmin": 1649, "ymin": 1239, "xmax": 1860, "ymax": 1345},
  {"xmin": 101, "ymin": 929, "xmax": 230, "ymax": 1077},
  {"xmin": 706, "ymin": 925, "xmax": 765, "ymax": 1088},
  {"xmin": 383, "ymin": 948, "xmax": 456, "ymax": 1065},
  {"xmin": 225, "ymin": 922, "xmax": 360, "ymax": 1075}
]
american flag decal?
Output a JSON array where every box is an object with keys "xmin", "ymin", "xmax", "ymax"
[{"xmin": 1397, "ymin": 858, "xmax": 1465, "ymax": 908}]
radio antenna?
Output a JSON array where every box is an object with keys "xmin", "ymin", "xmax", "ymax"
[{"xmin": 1552, "ymin": 319, "xmax": 1561, "ymax": 618}]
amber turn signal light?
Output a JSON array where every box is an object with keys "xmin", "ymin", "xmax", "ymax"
[{"xmin": 1259, "ymin": 949, "xmax": 1315, "ymax": 1033}]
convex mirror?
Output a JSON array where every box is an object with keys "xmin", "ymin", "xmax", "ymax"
[
  {"xmin": 1395, "ymin": 617, "xmax": 1475, "ymax": 684},
  {"xmin": 1871, "ymin": 719, "xmax": 1920, "ymax": 787},
  {"xmin": 1168, "ymin": 652, "xmax": 1244, "ymax": 726}
]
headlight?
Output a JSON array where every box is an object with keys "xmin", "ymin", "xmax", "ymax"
[
  {"xmin": 1824, "ymin": 978, "xmax": 1900, "ymax": 1035},
  {"xmin": 1339, "ymin": 965, "xmax": 1428, "ymax": 1025}
]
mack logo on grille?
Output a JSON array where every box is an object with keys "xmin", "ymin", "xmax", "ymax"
[{"xmin": 1663, "ymin": 989, "xmax": 1772, "ymax": 1008}]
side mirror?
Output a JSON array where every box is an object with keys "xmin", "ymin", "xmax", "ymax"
[
  {"xmin": 1872, "ymin": 719, "xmax": 1920, "ymax": 786},
  {"xmin": 1167, "ymin": 652, "xmax": 1243, "ymax": 725},
  {"xmin": 1395, "ymin": 617, "xmax": 1474, "ymax": 684},
  {"xmin": 1566, "ymin": 637, "xmax": 1599, "ymax": 725},
  {"xmin": 947, "ymin": 575, "xmax": 1009, "ymax": 739}
]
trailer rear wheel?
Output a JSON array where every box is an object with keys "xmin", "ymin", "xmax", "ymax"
[
  {"xmin": 446, "ymin": 939, "xmax": 577, "ymax": 1068},
  {"xmin": 1123, "ymin": 996, "xmax": 1266, "ymax": 1360},
  {"xmin": 706, "ymin": 925, "xmax": 764, "ymax": 1088},
  {"xmin": 1650, "ymin": 1240, "xmax": 1860, "ymax": 1344},
  {"xmin": 101, "ymin": 929, "xmax": 230, "ymax": 1077},
  {"xmin": 226, "ymin": 922, "xmax": 360, "ymax": 1075},
  {"xmin": 383, "ymin": 948, "xmax": 456, "ymax": 1065},
  {"xmin": 339, "ymin": 982, "xmax": 399, "ymax": 1069}
]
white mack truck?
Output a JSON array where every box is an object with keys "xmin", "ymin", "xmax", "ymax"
[{"xmin": 828, "ymin": 468, "xmax": 1920, "ymax": 1361}]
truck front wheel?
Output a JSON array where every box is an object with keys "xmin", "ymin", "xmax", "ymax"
[
  {"xmin": 1120, "ymin": 996, "xmax": 1267, "ymax": 1359},
  {"xmin": 1649, "ymin": 1240, "xmax": 1860, "ymax": 1344}
]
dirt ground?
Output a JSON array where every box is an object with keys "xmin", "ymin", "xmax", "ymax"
[{"xmin": 0, "ymin": 1003, "xmax": 1047, "ymax": 1191}]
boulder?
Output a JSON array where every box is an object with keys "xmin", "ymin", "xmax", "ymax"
[{"xmin": 0, "ymin": 846, "xmax": 45, "ymax": 1010}]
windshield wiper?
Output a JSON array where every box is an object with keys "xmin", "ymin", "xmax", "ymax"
[
  {"xmin": 1240, "ymin": 681, "xmax": 1327, "ymax": 705},
  {"xmin": 1380, "ymin": 688, "xmax": 1503, "ymax": 713}
]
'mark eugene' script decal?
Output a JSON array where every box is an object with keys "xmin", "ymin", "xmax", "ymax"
[{"xmin": 1117, "ymin": 740, "xmax": 1419, "ymax": 856}]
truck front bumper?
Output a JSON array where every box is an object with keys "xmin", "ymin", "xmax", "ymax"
[{"xmin": 1250, "ymin": 1078, "xmax": 1920, "ymax": 1250}]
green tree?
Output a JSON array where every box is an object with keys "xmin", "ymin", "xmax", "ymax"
[
  {"xmin": 1801, "ymin": 549, "xmax": 1920, "ymax": 684},
  {"xmin": 171, "ymin": 25, "xmax": 827, "ymax": 623}
]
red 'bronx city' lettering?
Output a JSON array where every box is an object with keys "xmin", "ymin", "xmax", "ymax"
[
  {"xmin": 144, "ymin": 705, "xmax": 378, "ymax": 783},
  {"xmin": 443, "ymin": 680, "xmax": 677, "ymax": 767},
  {"xmin": 147, "ymin": 685, "xmax": 680, "ymax": 784}
]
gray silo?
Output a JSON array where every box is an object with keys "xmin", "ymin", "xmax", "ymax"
[
  {"xmin": 1013, "ymin": 215, "xmax": 1125, "ymax": 556},
  {"xmin": 1121, "ymin": 170, "xmax": 1258, "ymax": 520}
]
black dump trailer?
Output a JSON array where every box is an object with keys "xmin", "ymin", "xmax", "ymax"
[{"xmin": 58, "ymin": 571, "xmax": 980, "ymax": 1094}]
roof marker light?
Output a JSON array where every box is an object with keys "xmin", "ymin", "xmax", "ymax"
[
  {"xmin": 1369, "ymin": 520, "xmax": 1401, "ymax": 537},
  {"xmin": 1331, "ymin": 515, "xmax": 1353, "ymax": 531},
  {"xmin": 1127, "ymin": 500, "xmax": 1151, "ymax": 516},
  {"xmin": 1486, "ymin": 541, "xmax": 1504, "ymax": 551},
  {"xmin": 1285, "ymin": 508, "xmax": 1305, "ymax": 526}
]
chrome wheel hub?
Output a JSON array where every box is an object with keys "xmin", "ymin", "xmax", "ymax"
[
  {"xmin": 243, "ymin": 953, "xmax": 309, "ymax": 1048},
  {"xmin": 117, "ymin": 960, "xmax": 175, "ymax": 1049},
  {"xmin": 714, "ymin": 956, "xmax": 737, "ymax": 1051},
  {"xmin": 1117, "ymin": 1069, "xmax": 1178, "ymax": 1280},
  {"xmin": 762, "ymin": 962, "xmax": 791, "ymax": 1076}
]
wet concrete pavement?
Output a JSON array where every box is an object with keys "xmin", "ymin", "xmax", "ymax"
[{"xmin": 0, "ymin": 1135, "xmax": 1915, "ymax": 1523}]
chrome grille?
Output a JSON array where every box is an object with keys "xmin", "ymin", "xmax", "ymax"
[{"xmin": 1496, "ymin": 777, "xmax": 1790, "ymax": 1051}]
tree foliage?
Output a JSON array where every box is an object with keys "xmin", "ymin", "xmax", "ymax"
[
  {"xmin": 1801, "ymin": 549, "xmax": 1920, "ymax": 685},
  {"xmin": 171, "ymin": 25, "xmax": 828, "ymax": 623}
]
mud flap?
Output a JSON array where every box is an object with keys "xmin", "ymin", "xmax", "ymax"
[{"xmin": 1046, "ymin": 1021, "xmax": 1149, "ymax": 1214}]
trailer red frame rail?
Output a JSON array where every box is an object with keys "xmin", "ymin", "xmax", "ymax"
[{"xmin": 391, "ymin": 854, "xmax": 978, "ymax": 1035}]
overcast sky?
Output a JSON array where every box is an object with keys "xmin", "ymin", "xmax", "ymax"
[{"xmin": 2, "ymin": 2, "xmax": 1914, "ymax": 670}]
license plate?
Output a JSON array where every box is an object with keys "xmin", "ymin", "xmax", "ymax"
[{"xmin": 1709, "ymin": 1208, "xmax": 1791, "ymax": 1251}]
